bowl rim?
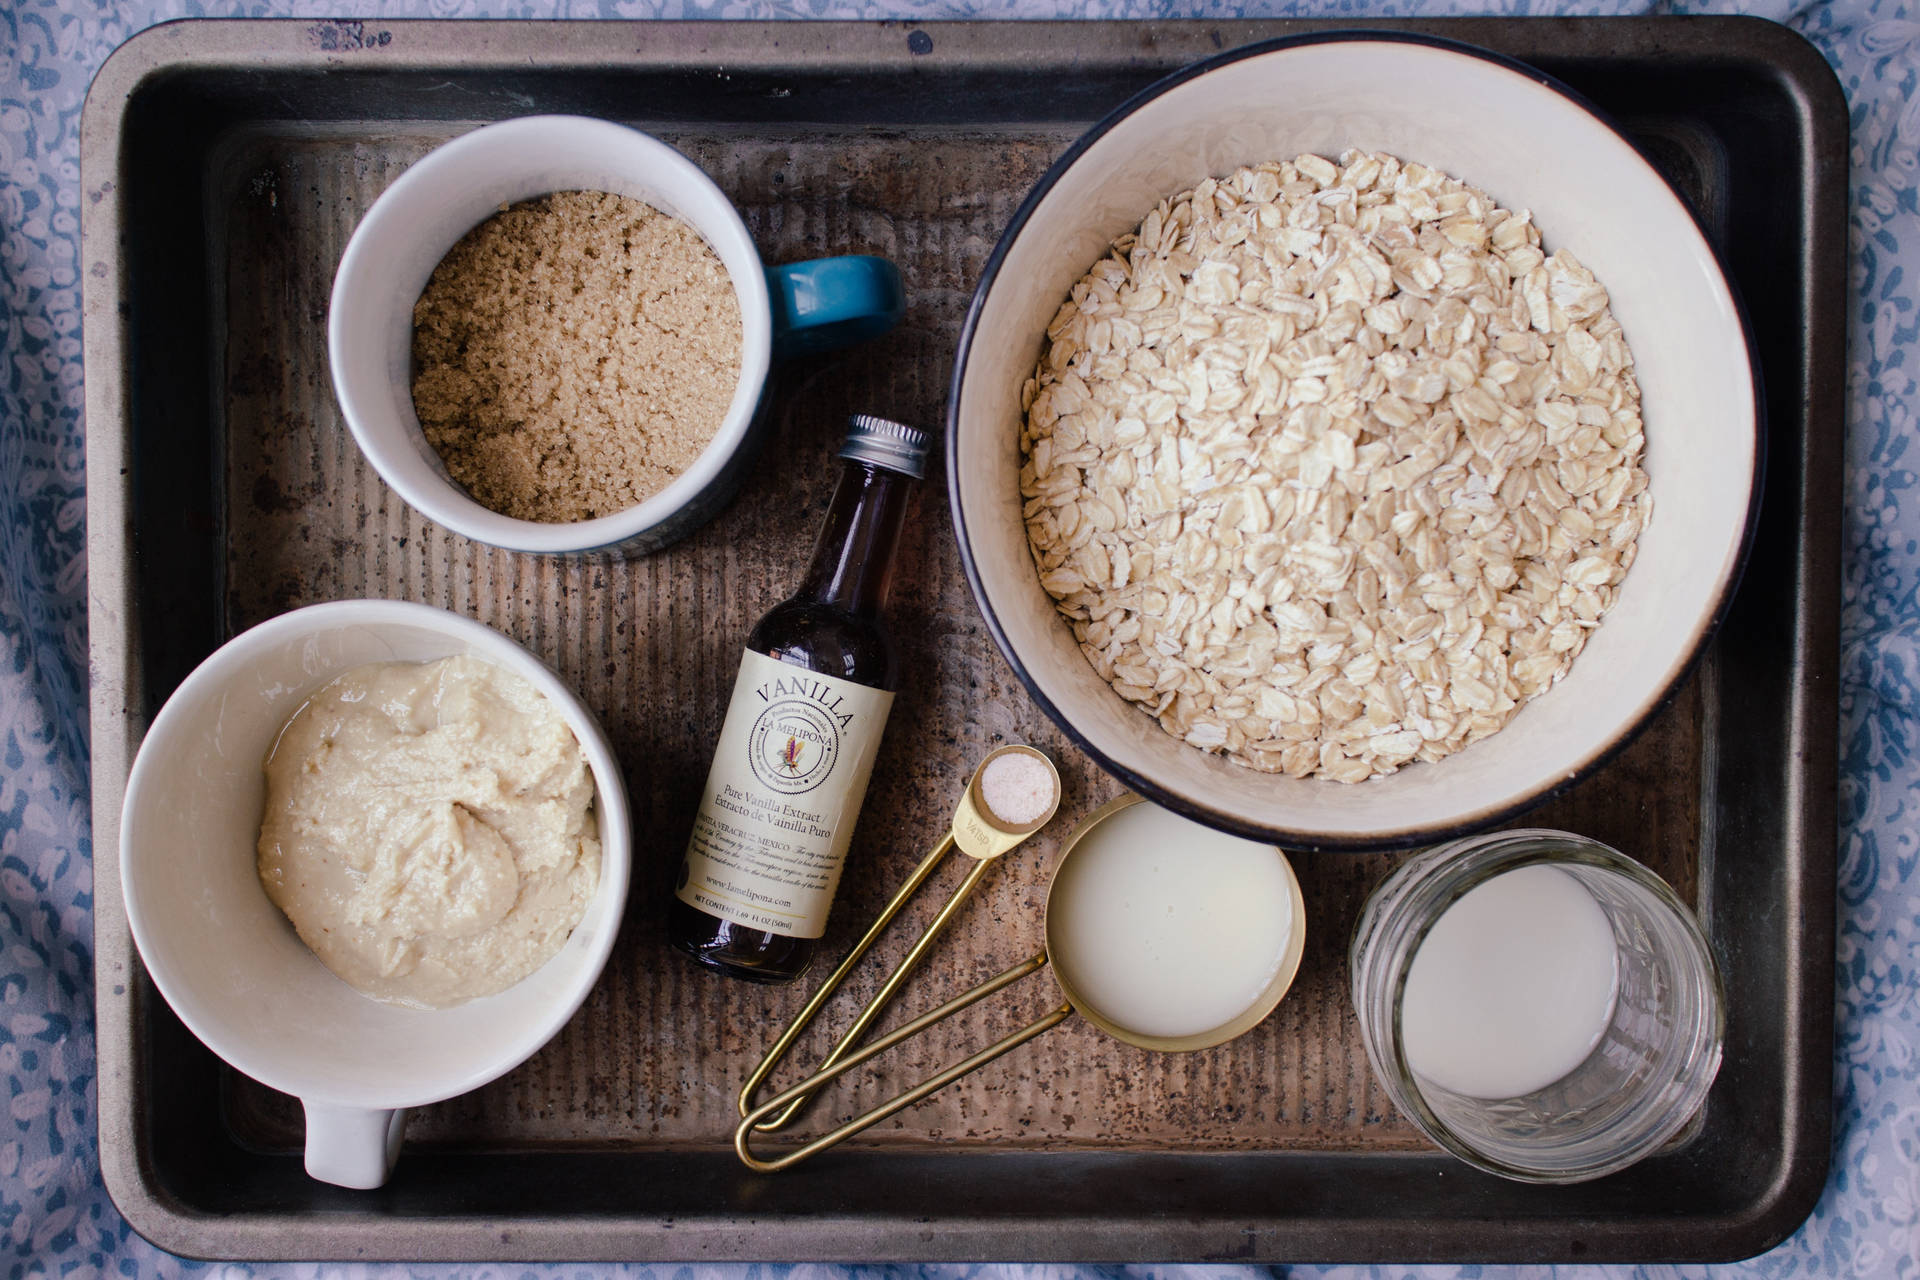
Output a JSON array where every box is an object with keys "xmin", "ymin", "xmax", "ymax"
[
  {"xmin": 326, "ymin": 113, "xmax": 772, "ymax": 556},
  {"xmin": 944, "ymin": 30, "xmax": 1766, "ymax": 852},
  {"xmin": 118, "ymin": 598, "xmax": 634, "ymax": 1109}
]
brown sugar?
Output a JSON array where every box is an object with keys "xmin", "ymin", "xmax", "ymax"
[{"xmin": 410, "ymin": 191, "xmax": 743, "ymax": 523}]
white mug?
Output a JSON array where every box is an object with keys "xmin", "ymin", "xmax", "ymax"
[
  {"xmin": 119, "ymin": 601, "xmax": 632, "ymax": 1188},
  {"xmin": 329, "ymin": 114, "xmax": 904, "ymax": 555}
]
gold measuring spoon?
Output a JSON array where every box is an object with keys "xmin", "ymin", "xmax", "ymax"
[
  {"xmin": 735, "ymin": 794, "xmax": 1307, "ymax": 1172},
  {"xmin": 738, "ymin": 743, "xmax": 1063, "ymax": 1134}
]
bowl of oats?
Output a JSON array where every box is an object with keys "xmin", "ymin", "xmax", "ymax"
[
  {"xmin": 330, "ymin": 115, "xmax": 903, "ymax": 555},
  {"xmin": 948, "ymin": 33, "xmax": 1760, "ymax": 849}
]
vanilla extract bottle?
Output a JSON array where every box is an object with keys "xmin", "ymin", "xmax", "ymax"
[{"xmin": 669, "ymin": 415, "xmax": 928, "ymax": 983}]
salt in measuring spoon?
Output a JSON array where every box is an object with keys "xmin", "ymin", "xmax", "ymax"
[{"xmin": 739, "ymin": 744, "xmax": 1062, "ymax": 1132}]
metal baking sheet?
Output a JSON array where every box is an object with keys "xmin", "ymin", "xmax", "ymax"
[{"xmin": 82, "ymin": 16, "xmax": 1842, "ymax": 1263}]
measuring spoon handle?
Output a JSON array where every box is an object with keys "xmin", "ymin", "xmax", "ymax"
[
  {"xmin": 754, "ymin": 852, "xmax": 996, "ymax": 1133},
  {"xmin": 737, "ymin": 832, "xmax": 956, "ymax": 1120},
  {"xmin": 735, "ymin": 951, "xmax": 1071, "ymax": 1173}
]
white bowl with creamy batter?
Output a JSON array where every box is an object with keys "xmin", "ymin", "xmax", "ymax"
[{"xmin": 119, "ymin": 600, "xmax": 631, "ymax": 1190}]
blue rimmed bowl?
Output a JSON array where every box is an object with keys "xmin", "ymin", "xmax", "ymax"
[{"xmin": 947, "ymin": 33, "xmax": 1760, "ymax": 850}]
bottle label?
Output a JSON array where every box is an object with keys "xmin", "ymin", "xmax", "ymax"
[{"xmin": 675, "ymin": 649, "xmax": 895, "ymax": 939}]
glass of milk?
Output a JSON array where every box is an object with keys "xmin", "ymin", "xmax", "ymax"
[{"xmin": 1350, "ymin": 829, "xmax": 1723, "ymax": 1184}]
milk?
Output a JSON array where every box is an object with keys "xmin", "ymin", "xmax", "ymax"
[
  {"xmin": 1047, "ymin": 802, "xmax": 1294, "ymax": 1040},
  {"xmin": 1400, "ymin": 863, "xmax": 1619, "ymax": 1099}
]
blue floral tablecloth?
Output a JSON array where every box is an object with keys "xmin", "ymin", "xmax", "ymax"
[{"xmin": 2, "ymin": 0, "xmax": 1910, "ymax": 1274}]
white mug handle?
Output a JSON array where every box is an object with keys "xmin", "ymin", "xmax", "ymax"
[{"xmin": 302, "ymin": 1101, "xmax": 408, "ymax": 1189}]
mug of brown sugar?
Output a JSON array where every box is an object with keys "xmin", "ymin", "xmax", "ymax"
[{"xmin": 329, "ymin": 114, "xmax": 904, "ymax": 555}]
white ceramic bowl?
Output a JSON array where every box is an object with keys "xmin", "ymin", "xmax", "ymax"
[
  {"xmin": 330, "ymin": 115, "xmax": 902, "ymax": 555},
  {"xmin": 948, "ymin": 34, "xmax": 1760, "ymax": 850},
  {"xmin": 119, "ymin": 600, "xmax": 631, "ymax": 1187},
  {"xmin": 330, "ymin": 116, "xmax": 771, "ymax": 555}
]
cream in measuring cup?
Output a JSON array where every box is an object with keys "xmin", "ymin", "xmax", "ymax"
[
  {"xmin": 736, "ymin": 793, "xmax": 1308, "ymax": 1169},
  {"xmin": 1048, "ymin": 799, "xmax": 1300, "ymax": 1044}
]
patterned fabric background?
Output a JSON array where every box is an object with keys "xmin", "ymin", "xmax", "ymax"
[{"xmin": 0, "ymin": 0, "xmax": 1905, "ymax": 1275}]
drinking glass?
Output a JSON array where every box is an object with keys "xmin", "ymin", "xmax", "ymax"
[{"xmin": 1350, "ymin": 829, "xmax": 1724, "ymax": 1183}]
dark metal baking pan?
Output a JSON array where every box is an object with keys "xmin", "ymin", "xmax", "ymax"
[{"xmin": 83, "ymin": 16, "xmax": 1842, "ymax": 1263}]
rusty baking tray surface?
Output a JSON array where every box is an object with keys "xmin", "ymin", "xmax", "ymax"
[{"xmin": 83, "ymin": 17, "xmax": 1842, "ymax": 1263}]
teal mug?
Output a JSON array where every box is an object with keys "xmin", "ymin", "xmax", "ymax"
[{"xmin": 329, "ymin": 115, "xmax": 904, "ymax": 555}]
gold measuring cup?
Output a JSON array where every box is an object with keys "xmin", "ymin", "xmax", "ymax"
[
  {"xmin": 735, "ymin": 793, "xmax": 1308, "ymax": 1172},
  {"xmin": 739, "ymin": 743, "xmax": 1064, "ymax": 1135}
]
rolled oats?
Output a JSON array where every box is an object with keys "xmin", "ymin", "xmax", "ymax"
[{"xmin": 1020, "ymin": 152, "xmax": 1651, "ymax": 782}]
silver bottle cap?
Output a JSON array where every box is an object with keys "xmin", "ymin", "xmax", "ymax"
[{"xmin": 838, "ymin": 414, "xmax": 931, "ymax": 480}]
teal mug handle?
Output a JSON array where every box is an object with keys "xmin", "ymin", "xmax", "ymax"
[{"xmin": 766, "ymin": 256, "xmax": 905, "ymax": 358}]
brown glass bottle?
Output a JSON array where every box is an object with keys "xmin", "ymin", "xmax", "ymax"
[{"xmin": 669, "ymin": 416, "xmax": 927, "ymax": 983}]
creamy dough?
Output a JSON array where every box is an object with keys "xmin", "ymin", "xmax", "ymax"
[{"xmin": 257, "ymin": 656, "xmax": 601, "ymax": 1007}]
